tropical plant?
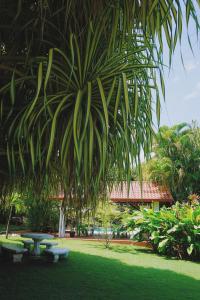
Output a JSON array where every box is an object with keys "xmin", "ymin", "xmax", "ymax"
[
  {"xmin": 0, "ymin": 1, "xmax": 200, "ymax": 208},
  {"xmin": 128, "ymin": 203, "xmax": 200, "ymax": 260},
  {"xmin": 23, "ymin": 192, "xmax": 60, "ymax": 232},
  {"xmin": 0, "ymin": 192, "xmax": 26, "ymax": 237},
  {"xmin": 144, "ymin": 123, "xmax": 200, "ymax": 200}
]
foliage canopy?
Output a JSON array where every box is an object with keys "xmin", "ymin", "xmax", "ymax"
[
  {"xmin": 0, "ymin": 1, "xmax": 200, "ymax": 206},
  {"xmin": 143, "ymin": 123, "xmax": 200, "ymax": 200}
]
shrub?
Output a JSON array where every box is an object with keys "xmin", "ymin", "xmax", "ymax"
[
  {"xmin": 127, "ymin": 203, "xmax": 200, "ymax": 260},
  {"xmin": 25, "ymin": 196, "xmax": 59, "ymax": 232}
]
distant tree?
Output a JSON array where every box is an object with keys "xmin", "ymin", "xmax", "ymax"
[{"xmin": 144, "ymin": 123, "xmax": 200, "ymax": 201}]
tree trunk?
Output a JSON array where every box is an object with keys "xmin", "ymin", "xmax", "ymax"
[
  {"xmin": 6, "ymin": 205, "xmax": 13, "ymax": 239},
  {"xmin": 58, "ymin": 201, "xmax": 66, "ymax": 238}
]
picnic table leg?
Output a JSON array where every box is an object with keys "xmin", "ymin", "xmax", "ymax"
[
  {"xmin": 13, "ymin": 254, "xmax": 23, "ymax": 263},
  {"xmin": 53, "ymin": 254, "xmax": 59, "ymax": 263},
  {"xmin": 33, "ymin": 240, "xmax": 41, "ymax": 256}
]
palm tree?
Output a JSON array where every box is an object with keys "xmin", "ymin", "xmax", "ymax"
[
  {"xmin": 144, "ymin": 123, "xmax": 200, "ymax": 201},
  {"xmin": 0, "ymin": 1, "xmax": 199, "ymax": 207}
]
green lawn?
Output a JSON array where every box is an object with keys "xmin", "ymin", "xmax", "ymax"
[{"xmin": 0, "ymin": 238, "xmax": 199, "ymax": 300}]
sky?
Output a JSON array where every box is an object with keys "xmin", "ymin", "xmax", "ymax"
[{"xmin": 159, "ymin": 18, "xmax": 200, "ymax": 127}]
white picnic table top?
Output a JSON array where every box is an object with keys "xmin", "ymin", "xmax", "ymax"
[
  {"xmin": 21, "ymin": 233, "xmax": 53, "ymax": 240},
  {"xmin": 21, "ymin": 233, "xmax": 54, "ymax": 256}
]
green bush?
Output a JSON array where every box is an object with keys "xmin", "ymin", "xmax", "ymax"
[
  {"xmin": 25, "ymin": 196, "xmax": 59, "ymax": 232},
  {"xmin": 127, "ymin": 203, "xmax": 200, "ymax": 260}
]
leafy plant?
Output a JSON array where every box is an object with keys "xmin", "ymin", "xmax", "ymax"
[
  {"xmin": 23, "ymin": 193, "xmax": 59, "ymax": 232},
  {"xmin": 127, "ymin": 203, "xmax": 200, "ymax": 260},
  {"xmin": 143, "ymin": 123, "xmax": 200, "ymax": 201}
]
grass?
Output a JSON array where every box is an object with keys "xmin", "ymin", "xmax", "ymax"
[{"xmin": 0, "ymin": 238, "xmax": 200, "ymax": 300}]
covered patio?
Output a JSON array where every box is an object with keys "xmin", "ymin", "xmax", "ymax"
[{"xmin": 110, "ymin": 181, "xmax": 173, "ymax": 211}]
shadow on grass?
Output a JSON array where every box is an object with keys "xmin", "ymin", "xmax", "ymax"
[{"xmin": 0, "ymin": 250, "xmax": 199, "ymax": 300}]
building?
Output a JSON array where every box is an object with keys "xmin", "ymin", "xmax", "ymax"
[
  {"xmin": 52, "ymin": 181, "xmax": 173, "ymax": 236},
  {"xmin": 110, "ymin": 181, "xmax": 173, "ymax": 211}
]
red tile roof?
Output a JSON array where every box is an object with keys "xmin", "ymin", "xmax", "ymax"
[
  {"xmin": 51, "ymin": 181, "xmax": 173, "ymax": 203},
  {"xmin": 110, "ymin": 181, "xmax": 173, "ymax": 203}
]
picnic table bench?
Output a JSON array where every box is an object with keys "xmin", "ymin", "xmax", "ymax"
[
  {"xmin": 1, "ymin": 244, "xmax": 28, "ymax": 263},
  {"xmin": 21, "ymin": 240, "xmax": 33, "ymax": 251},
  {"xmin": 44, "ymin": 247, "xmax": 70, "ymax": 263},
  {"xmin": 21, "ymin": 240, "xmax": 58, "ymax": 252}
]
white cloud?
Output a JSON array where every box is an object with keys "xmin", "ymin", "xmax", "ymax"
[
  {"xmin": 184, "ymin": 81, "xmax": 200, "ymax": 100},
  {"xmin": 196, "ymin": 81, "xmax": 200, "ymax": 90},
  {"xmin": 184, "ymin": 91, "xmax": 198, "ymax": 100},
  {"xmin": 185, "ymin": 61, "xmax": 199, "ymax": 72},
  {"xmin": 184, "ymin": 81, "xmax": 200, "ymax": 101},
  {"xmin": 173, "ymin": 75, "xmax": 180, "ymax": 83}
]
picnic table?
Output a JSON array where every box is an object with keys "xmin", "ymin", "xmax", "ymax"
[{"xmin": 21, "ymin": 233, "xmax": 54, "ymax": 256}]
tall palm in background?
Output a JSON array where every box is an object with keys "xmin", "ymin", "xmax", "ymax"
[
  {"xmin": 144, "ymin": 123, "xmax": 200, "ymax": 200},
  {"xmin": 0, "ymin": 1, "xmax": 200, "ymax": 207}
]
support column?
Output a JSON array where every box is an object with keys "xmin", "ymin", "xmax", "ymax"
[
  {"xmin": 58, "ymin": 201, "xmax": 66, "ymax": 238},
  {"xmin": 152, "ymin": 201, "xmax": 160, "ymax": 212}
]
